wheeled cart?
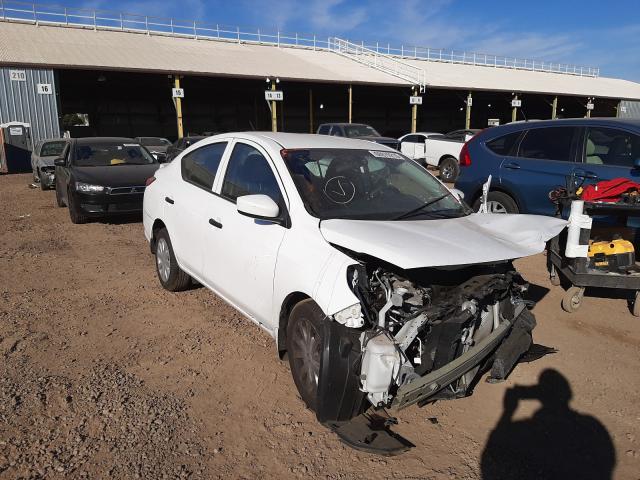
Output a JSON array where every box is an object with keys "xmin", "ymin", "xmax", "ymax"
[{"xmin": 547, "ymin": 199, "xmax": 640, "ymax": 315}]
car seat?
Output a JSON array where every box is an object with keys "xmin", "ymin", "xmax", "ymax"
[{"xmin": 586, "ymin": 139, "xmax": 604, "ymax": 164}]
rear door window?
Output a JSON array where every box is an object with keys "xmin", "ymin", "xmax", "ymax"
[
  {"xmin": 181, "ymin": 142, "xmax": 228, "ymax": 190},
  {"xmin": 518, "ymin": 127, "xmax": 577, "ymax": 161},
  {"xmin": 486, "ymin": 131, "xmax": 522, "ymax": 156},
  {"xmin": 402, "ymin": 135, "xmax": 422, "ymax": 143},
  {"xmin": 584, "ymin": 127, "xmax": 640, "ymax": 167}
]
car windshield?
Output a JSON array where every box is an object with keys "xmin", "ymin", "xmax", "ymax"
[
  {"xmin": 40, "ymin": 141, "xmax": 67, "ymax": 157},
  {"xmin": 139, "ymin": 137, "xmax": 170, "ymax": 146},
  {"xmin": 73, "ymin": 142, "xmax": 157, "ymax": 166},
  {"xmin": 344, "ymin": 125, "xmax": 381, "ymax": 137},
  {"xmin": 282, "ymin": 148, "xmax": 467, "ymax": 220}
]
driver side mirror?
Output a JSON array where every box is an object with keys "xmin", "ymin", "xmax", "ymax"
[
  {"xmin": 237, "ymin": 194, "xmax": 280, "ymax": 221},
  {"xmin": 53, "ymin": 157, "xmax": 66, "ymax": 167}
]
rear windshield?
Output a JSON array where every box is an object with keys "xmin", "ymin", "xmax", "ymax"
[
  {"xmin": 40, "ymin": 141, "xmax": 67, "ymax": 157},
  {"xmin": 139, "ymin": 137, "xmax": 171, "ymax": 146},
  {"xmin": 73, "ymin": 142, "xmax": 156, "ymax": 166}
]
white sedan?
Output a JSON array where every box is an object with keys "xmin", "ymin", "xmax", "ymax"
[{"xmin": 143, "ymin": 132, "xmax": 565, "ymax": 450}]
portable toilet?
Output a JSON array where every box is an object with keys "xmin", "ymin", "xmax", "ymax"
[{"xmin": 0, "ymin": 122, "xmax": 33, "ymax": 174}]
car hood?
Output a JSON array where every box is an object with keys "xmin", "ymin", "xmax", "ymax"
[
  {"xmin": 145, "ymin": 145, "xmax": 168, "ymax": 153},
  {"xmin": 72, "ymin": 164, "xmax": 159, "ymax": 187},
  {"xmin": 319, "ymin": 213, "xmax": 567, "ymax": 269}
]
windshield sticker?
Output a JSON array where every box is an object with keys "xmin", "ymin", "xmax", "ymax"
[
  {"xmin": 123, "ymin": 143, "xmax": 140, "ymax": 147},
  {"xmin": 323, "ymin": 176, "xmax": 356, "ymax": 204},
  {"xmin": 369, "ymin": 150, "xmax": 403, "ymax": 159}
]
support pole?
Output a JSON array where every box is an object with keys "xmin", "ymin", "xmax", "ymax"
[
  {"xmin": 465, "ymin": 91, "xmax": 472, "ymax": 130},
  {"xmin": 616, "ymin": 100, "xmax": 621, "ymax": 118},
  {"xmin": 271, "ymin": 80, "xmax": 277, "ymax": 132},
  {"xmin": 511, "ymin": 94, "xmax": 518, "ymax": 123},
  {"xmin": 309, "ymin": 89, "xmax": 314, "ymax": 133},
  {"xmin": 551, "ymin": 96, "xmax": 558, "ymax": 119},
  {"xmin": 411, "ymin": 86, "xmax": 417, "ymax": 133},
  {"xmin": 586, "ymin": 98, "xmax": 592, "ymax": 118},
  {"xmin": 174, "ymin": 76, "xmax": 184, "ymax": 139},
  {"xmin": 348, "ymin": 84, "xmax": 353, "ymax": 123}
]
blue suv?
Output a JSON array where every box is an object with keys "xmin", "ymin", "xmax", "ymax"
[{"xmin": 455, "ymin": 118, "xmax": 640, "ymax": 215}]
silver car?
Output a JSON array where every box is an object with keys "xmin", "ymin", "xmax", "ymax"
[{"xmin": 31, "ymin": 138, "xmax": 68, "ymax": 190}]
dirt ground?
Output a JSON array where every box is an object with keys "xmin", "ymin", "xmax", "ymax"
[{"xmin": 1, "ymin": 172, "xmax": 639, "ymax": 479}]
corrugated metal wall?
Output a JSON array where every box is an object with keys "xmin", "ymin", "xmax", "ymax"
[
  {"xmin": 619, "ymin": 100, "xmax": 640, "ymax": 119},
  {"xmin": 0, "ymin": 66, "xmax": 60, "ymax": 145}
]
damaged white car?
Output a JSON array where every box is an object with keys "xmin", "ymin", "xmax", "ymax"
[{"xmin": 143, "ymin": 133, "xmax": 565, "ymax": 453}]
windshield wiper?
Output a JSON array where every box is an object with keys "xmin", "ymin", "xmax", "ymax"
[{"xmin": 393, "ymin": 193, "xmax": 453, "ymax": 221}]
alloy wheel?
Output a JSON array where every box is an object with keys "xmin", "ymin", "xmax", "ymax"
[
  {"xmin": 290, "ymin": 316, "xmax": 322, "ymax": 398},
  {"xmin": 156, "ymin": 238, "xmax": 171, "ymax": 283},
  {"xmin": 486, "ymin": 200, "xmax": 508, "ymax": 214}
]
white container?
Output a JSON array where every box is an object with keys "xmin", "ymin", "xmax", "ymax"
[
  {"xmin": 565, "ymin": 200, "xmax": 592, "ymax": 258},
  {"xmin": 360, "ymin": 333, "xmax": 400, "ymax": 406}
]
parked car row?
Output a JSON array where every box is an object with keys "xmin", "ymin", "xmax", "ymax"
[{"xmin": 30, "ymin": 120, "xmax": 636, "ymax": 450}]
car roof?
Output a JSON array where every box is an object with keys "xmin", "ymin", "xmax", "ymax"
[
  {"xmin": 318, "ymin": 123, "xmax": 371, "ymax": 127},
  {"xmin": 478, "ymin": 117, "xmax": 640, "ymax": 141},
  {"xmin": 212, "ymin": 132, "xmax": 396, "ymax": 150},
  {"xmin": 75, "ymin": 137, "xmax": 136, "ymax": 145}
]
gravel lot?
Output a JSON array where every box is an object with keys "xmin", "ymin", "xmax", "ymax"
[{"xmin": 1, "ymin": 172, "xmax": 639, "ymax": 479}]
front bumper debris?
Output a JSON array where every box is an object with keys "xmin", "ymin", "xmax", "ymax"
[{"xmin": 390, "ymin": 303, "xmax": 527, "ymax": 411}]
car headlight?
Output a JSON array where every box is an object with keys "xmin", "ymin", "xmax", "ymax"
[
  {"xmin": 333, "ymin": 303, "xmax": 364, "ymax": 328},
  {"xmin": 75, "ymin": 182, "xmax": 104, "ymax": 193}
]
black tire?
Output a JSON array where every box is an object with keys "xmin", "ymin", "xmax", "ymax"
[
  {"xmin": 67, "ymin": 190, "xmax": 88, "ymax": 224},
  {"xmin": 439, "ymin": 156, "xmax": 460, "ymax": 183},
  {"xmin": 154, "ymin": 228, "xmax": 191, "ymax": 292},
  {"xmin": 55, "ymin": 182, "xmax": 66, "ymax": 207},
  {"xmin": 39, "ymin": 171, "xmax": 48, "ymax": 190},
  {"xmin": 286, "ymin": 299, "xmax": 325, "ymax": 411},
  {"xmin": 472, "ymin": 191, "xmax": 519, "ymax": 214}
]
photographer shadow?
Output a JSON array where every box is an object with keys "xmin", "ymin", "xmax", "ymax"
[{"xmin": 481, "ymin": 369, "xmax": 615, "ymax": 480}]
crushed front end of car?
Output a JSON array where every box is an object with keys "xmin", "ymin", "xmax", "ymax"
[
  {"xmin": 316, "ymin": 260, "xmax": 539, "ymax": 453},
  {"xmin": 314, "ymin": 214, "xmax": 566, "ymax": 454}
]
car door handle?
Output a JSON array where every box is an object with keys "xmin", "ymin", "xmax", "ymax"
[
  {"xmin": 208, "ymin": 218, "xmax": 223, "ymax": 229},
  {"xmin": 164, "ymin": 196, "xmax": 174, "ymax": 204},
  {"xmin": 503, "ymin": 162, "xmax": 521, "ymax": 170},
  {"xmin": 575, "ymin": 170, "xmax": 598, "ymax": 180}
]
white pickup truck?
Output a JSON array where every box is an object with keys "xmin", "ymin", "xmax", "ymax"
[{"xmin": 400, "ymin": 129, "xmax": 480, "ymax": 182}]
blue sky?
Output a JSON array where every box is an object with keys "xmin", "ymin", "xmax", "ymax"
[{"xmin": 71, "ymin": 0, "xmax": 639, "ymax": 81}]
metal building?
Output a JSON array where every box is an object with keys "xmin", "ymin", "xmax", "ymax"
[
  {"xmin": 1, "ymin": 1, "xmax": 640, "ymax": 139},
  {"xmin": 619, "ymin": 101, "xmax": 640, "ymax": 119},
  {"xmin": 0, "ymin": 66, "xmax": 60, "ymax": 145}
]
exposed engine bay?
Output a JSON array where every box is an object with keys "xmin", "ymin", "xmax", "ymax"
[{"xmin": 316, "ymin": 257, "xmax": 537, "ymax": 425}]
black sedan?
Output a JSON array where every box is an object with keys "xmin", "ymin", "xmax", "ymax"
[{"xmin": 54, "ymin": 137, "xmax": 159, "ymax": 224}]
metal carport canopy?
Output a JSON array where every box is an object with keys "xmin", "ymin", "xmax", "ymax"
[{"xmin": 1, "ymin": 21, "xmax": 640, "ymax": 100}]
